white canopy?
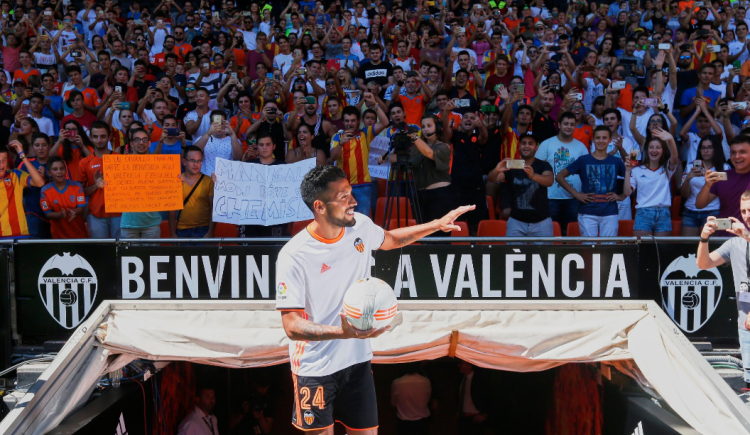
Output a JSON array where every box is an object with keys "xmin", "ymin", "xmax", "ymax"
[{"xmin": 2, "ymin": 300, "xmax": 750, "ymax": 435}]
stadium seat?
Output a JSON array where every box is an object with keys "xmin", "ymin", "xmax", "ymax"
[
  {"xmin": 486, "ymin": 196, "xmax": 496, "ymax": 220},
  {"xmin": 160, "ymin": 220, "xmax": 171, "ymax": 238},
  {"xmin": 566, "ymin": 222, "xmax": 581, "ymax": 237},
  {"xmin": 671, "ymin": 196, "xmax": 681, "ymax": 220},
  {"xmin": 672, "ymin": 220, "xmax": 681, "ymax": 236},
  {"xmin": 377, "ymin": 178, "xmax": 388, "ymax": 198},
  {"xmin": 386, "ymin": 218, "xmax": 416, "ymax": 230},
  {"xmin": 618, "ymin": 220, "xmax": 635, "ymax": 237},
  {"xmin": 292, "ymin": 219, "xmax": 313, "ymax": 236},
  {"xmin": 374, "ymin": 197, "xmax": 413, "ymax": 226},
  {"xmin": 553, "ymin": 221, "xmax": 562, "ymax": 237},
  {"xmin": 451, "ymin": 221, "xmax": 470, "ymax": 245},
  {"xmin": 477, "ymin": 220, "xmax": 507, "ymax": 238},
  {"xmin": 214, "ymin": 223, "xmax": 238, "ymax": 238}
]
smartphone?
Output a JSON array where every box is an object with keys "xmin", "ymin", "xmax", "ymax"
[
  {"xmin": 158, "ymin": 19, "xmax": 163, "ymax": 25},
  {"xmin": 611, "ymin": 81, "xmax": 627, "ymax": 90},
  {"xmin": 549, "ymin": 84, "xmax": 560, "ymax": 92},
  {"xmin": 134, "ymin": 19, "xmax": 143, "ymax": 25},
  {"xmin": 120, "ymin": 102, "xmax": 131, "ymax": 111},
  {"xmin": 507, "ymin": 159, "xmax": 525, "ymax": 169},
  {"xmin": 297, "ymin": 68, "xmax": 307, "ymax": 75},
  {"xmin": 203, "ymin": 63, "xmax": 210, "ymax": 69},
  {"xmin": 304, "ymin": 96, "xmax": 316, "ymax": 104},
  {"xmin": 715, "ymin": 172, "xmax": 728, "ymax": 181},
  {"xmin": 705, "ymin": 45, "xmax": 721, "ymax": 53},
  {"xmin": 547, "ymin": 61, "xmax": 559, "ymax": 72},
  {"xmin": 98, "ymin": 10, "xmax": 104, "ymax": 16},
  {"xmin": 115, "ymin": 86, "xmax": 122, "ymax": 93},
  {"xmin": 516, "ymin": 83, "xmax": 525, "ymax": 94},
  {"xmin": 243, "ymin": 11, "xmax": 252, "ymax": 16},
  {"xmin": 730, "ymin": 101, "xmax": 749, "ymax": 110},
  {"xmin": 644, "ymin": 98, "xmax": 659, "ymax": 107},
  {"xmin": 714, "ymin": 218, "xmax": 732, "ymax": 230},
  {"xmin": 213, "ymin": 12, "xmax": 220, "ymax": 17},
  {"xmin": 549, "ymin": 46, "xmax": 560, "ymax": 51},
  {"xmin": 72, "ymin": 51, "xmax": 81, "ymax": 58},
  {"xmin": 693, "ymin": 159, "xmax": 703, "ymax": 170},
  {"xmin": 695, "ymin": 1, "xmax": 705, "ymax": 5},
  {"xmin": 266, "ymin": 73, "xmax": 274, "ymax": 80},
  {"xmin": 40, "ymin": 34, "xmax": 49, "ymax": 41},
  {"xmin": 212, "ymin": 114, "xmax": 223, "ymax": 124},
  {"xmin": 44, "ymin": 10, "xmax": 52, "ymax": 16},
  {"xmin": 658, "ymin": 43, "xmax": 671, "ymax": 50},
  {"xmin": 166, "ymin": 128, "xmax": 180, "ymax": 137},
  {"xmin": 185, "ymin": 61, "xmax": 193, "ymax": 69},
  {"xmin": 457, "ymin": 26, "xmax": 465, "ymax": 34},
  {"xmin": 64, "ymin": 130, "xmax": 76, "ymax": 138},
  {"xmin": 571, "ymin": 93, "xmax": 583, "ymax": 101},
  {"xmin": 629, "ymin": 149, "xmax": 639, "ymax": 167},
  {"xmin": 231, "ymin": 72, "xmax": 237, "ymax": 79},
  {"xmin": 455, "ymin": 99, "xmax": 470, "ymax": 108}
]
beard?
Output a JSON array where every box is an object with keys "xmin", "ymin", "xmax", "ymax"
[{"xmin": 325, "ymin": 205, "xmax": 356, "ymax": 228}]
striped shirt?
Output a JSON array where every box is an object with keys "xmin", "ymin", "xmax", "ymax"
[
  {"xmin": 331, "ymin": 126, "xmax": 375, "ymax": 186},
  {"xmin": 0, "ymin": 170, "xmax": 31, "ymax": 238}
]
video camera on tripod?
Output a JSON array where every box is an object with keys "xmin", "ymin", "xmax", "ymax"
[
  {"xmin": 386, "ymin": 122, "xmax": 420, "ymax": 161},
  {"xmin": 381, "ymin": 122, "xmax": 423, "ymax": 228}
]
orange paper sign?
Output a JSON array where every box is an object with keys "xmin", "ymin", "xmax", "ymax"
[{"xmin": 103, "ymin": 154, "xmax": 183, "ymax": 213}]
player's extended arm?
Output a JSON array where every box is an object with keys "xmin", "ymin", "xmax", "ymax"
[
  {"xmin": 280, "ymin": 310, "xmax": 387, "ymax": 341},
  {"xmin": 380, "ymin": 205, "xmax": 475, "ymax": 250}
]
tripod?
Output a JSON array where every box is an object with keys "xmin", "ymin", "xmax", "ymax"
[{"xmin": 383, "ymin": 157, "xmax": 423, "ymax": 230}]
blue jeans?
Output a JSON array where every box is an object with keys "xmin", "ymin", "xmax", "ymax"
[
  {"xmin": 87, "ymin": 215, "xmax": 122, "ymax": 239},
  {"xmin": 740, "ymin": 327, "xmax": 750, "ymax": 382},
  {"xmin": 634, "ymin": 206, "xmax": 672, "ymax": 233},
  {"xmin": 682, "ymin": 208, "xmax": 718, "ymax": 228},
  {"xmin": 352, "ymin": 184, "xmax": 372, "ymax": 217},
  {"xmin": 176, "ymin": 226, "xmax": 210, "ymax": 238},
  {"xmin": 549, "ymin": 199, "xmax": 579, "ymax": 236},
  {"xmin": 26, "ymin": 214, "xmax": 51, "ymax": 239}
]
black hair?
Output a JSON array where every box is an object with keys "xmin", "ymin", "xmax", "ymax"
[
  {"xmin": 558, "ymin": 111, "xmax": 576, "ymax": 124},
  {"xmin": 593, "ymin": 125, "xmax": 612, "ymax": 136},
  {"xmin": 695, "ymin": 135, "xmax": 726, "ymax": 170},
  {"xmin": 90, "ymin": 121, "xmax": 110, "ymax": 137},
  {"xmin": 183, "ymin": 145, "xmax": 203, "ymax": 157},
  {"xmin": 342, "ymin": 106, "xmax": 361, "ymax": 121},
  {"xmin": 300, "ymin": 166, "xmax": 348, "ymax": 211},
  {"xmin": 602, "ymin": 108, "xmax": 621, "ymax": 122}
]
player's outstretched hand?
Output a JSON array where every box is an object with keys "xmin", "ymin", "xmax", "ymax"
[
  {"xmin": 436, "ymin": 205, "xmax": 476, "ymax": 232},
  {"xmin": 339, "ymin": 313, "xmax": 389, "ymax": 339}
]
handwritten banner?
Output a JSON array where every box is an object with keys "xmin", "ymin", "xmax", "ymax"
[
  {"xmin": 211, "ymin": 158, "xmax": 315, "ymax": 226},
  {"xmin": 103, "ymin": 154, "xmax": 183, "ymax": 213},
  {"xmin": 368, "ymin": 135, "xmax": 391, "ymax": 180}
]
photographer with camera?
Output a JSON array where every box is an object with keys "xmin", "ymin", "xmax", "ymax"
[{"xmin": 389, "ymin": 114, "xmax": 460, "ymax": 223}]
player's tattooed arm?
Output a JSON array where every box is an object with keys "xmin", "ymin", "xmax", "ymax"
[
  {"xmin": 394, "ymin": 235, "xmax": 416, "ymax": 247},
  {"xmin": 281, "ymin": 311, "xmax": 345, "ymax": 341}
]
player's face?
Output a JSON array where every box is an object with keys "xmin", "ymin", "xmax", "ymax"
[{"xmin": 320, "ymin": 178, "xmax": 357, "ymax": 228}]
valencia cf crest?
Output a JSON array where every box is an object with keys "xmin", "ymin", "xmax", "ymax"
[
  {"xmin": 38, "ymin": 252, "xmax": 98, "ymax": 329},
  {"xmin": 4, "ymin": 178, "xmax": 11, "ymax": 187},
  {"xmin": 353, "ymin": 237, "xmax": 364, "ymax": 253},
  {"xmin": 304, "ymin": 410, "xmax": 315, "ymax": 425},
  {"xmin": 660, "ymin": 254, "xmax": 722, "ymax": 333}
]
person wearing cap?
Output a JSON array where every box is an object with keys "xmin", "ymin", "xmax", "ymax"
[{"xmin": 532, "ymin": 22, "xmax": 547, "ymax": 47}]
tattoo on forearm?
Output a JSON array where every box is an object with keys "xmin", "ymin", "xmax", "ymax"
[
  {"xmin": 292, "ymin": 320, "xmax": 338, "ymax": 341},
  {"xmin": 396, "ymin": 235, "xmax": 415, "ymax": 247}
]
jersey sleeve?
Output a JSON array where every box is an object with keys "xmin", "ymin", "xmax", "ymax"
[
  {"xmin": 40, "ymin": 187, "xmax": 53, "ymax": 214},
  {"xmin": 364, "ymin": 214, "xmax": 386, "ymax": 250},
  {"xmin": 72, "ymin": 182, "xmax": 87, "ymax": 207},
  {"xmin": 275, "ymin": 252, "xmax": 307, "ymax": 310},
  {"xmin": 564, "ymin": 156, "xmax": 583, "ymax": 175}
]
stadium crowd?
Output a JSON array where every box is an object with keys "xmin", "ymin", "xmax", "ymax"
[{"xmin": 2, "ymin": 0, "xmax": 750, "ymax": 239}]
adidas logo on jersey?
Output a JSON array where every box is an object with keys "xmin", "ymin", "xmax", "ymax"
[{"xmin": 320, "ymin": 264, "xmax": 331, "ymax": 273}]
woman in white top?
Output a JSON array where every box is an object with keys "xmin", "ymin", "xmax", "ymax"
[
  {"xmin": 679, "ymin": 135, "xmax": 730, "ymax": 236},
  {"xmin": 193, "ymin": 110, "xmax": 244, "ymax": 176},
  {"xmin": 629, "ymin": 128, "xmax": 679, "ymax": 237}
]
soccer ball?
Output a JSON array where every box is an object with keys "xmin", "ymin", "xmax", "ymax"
[
  {"xmin": 682, "ymin": 291, "xmax": 700, "ymax": 310},
  {"xmin": 60, "ymin": 288, "xmax": 77, "ymax": 306},
  {"xmin": 342, "ymin": 277, "xmax": 398, "ymax": 331}
]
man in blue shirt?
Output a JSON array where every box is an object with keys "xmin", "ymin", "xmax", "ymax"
[
  {"xmin": 555, "ymin": 126, "xmax": 632, "ymax": 237},
  {"xmin": 680, "ymin": 63, "xmax": 721, "ymax": 135},
  {"xmin": 41, "ymin": 73, "xmax": 63, "ymax": 139}
]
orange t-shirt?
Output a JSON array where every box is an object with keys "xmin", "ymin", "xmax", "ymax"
[
  {"xmin": 40, "ymin": 181, "xmax": 88, "ymax": 239},
  {"xmin": 230, "ymin": 115, "xmax": 253, "ymax": 148},
  {"xmin": 153, "ymin": 52, "xmax": 184, "ymax": 70},
  {"xmin": 62, "ymin": 86, "xmax": 101, "ymax": 108},
  {"xmin": 150, "ymin": 122, "xmax": 164, "ymax": 144},
  {"xmin": 573, "ymin": 124, "xmax": 594, "ymax": 148},
  {"xmin": 78, "ymin": 153, "xmax": 121, "ymax": 219},
  {"xmin": 616, "ymin": 84, "xmax": 634, "ymax": 111},
  {"xmin": 438, "ymin": 111, "xmax": 463, "ymax": 130},
  {"xmin": 231, "ymin": 48, "xmax": 247, "ymax": 67},
  {"xmin": 13, "ymin": 68, "xmax": 41, "ymax": 85},
  {"xmin": 175, "ymin": 43, "xmax": 193, "ymax": 58},
  {"xmin": 397, "ymin": 93, "xmax": 428, "ymax": 126},
  {"xmin": 55, "ymin": 145, "xmax": 94, "ymax": 182}
]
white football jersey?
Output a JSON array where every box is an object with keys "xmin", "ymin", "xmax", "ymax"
[{"xmin": 276, "ymin": 213, "xmax": 385, "ymax": 377}]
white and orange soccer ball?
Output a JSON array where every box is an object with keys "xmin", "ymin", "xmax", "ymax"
[{"xmin": 342, "ymin": 277, "xmax": 398, "ymax": 330}]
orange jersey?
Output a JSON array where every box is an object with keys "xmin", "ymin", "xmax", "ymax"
[
  {"xmin": 438, "ymin": 110, "xmax": 463, "ymax": 130},
  {"xmin": 78, "ymin": 153, "xmax": 121, "ymax": 219},
  {"xmin": 231, "ymin": 48, "xmax": 247, "ymax": 67},
  {"xmin": 0, "ymin": 170, "xmax": 31, "ymax": 238},
  {"xmin": 573, "ymin": 124, "xmax": 594, "ymax": 148},
  {"xmin": 40, "ymin": 181, "xmax": 88, "ymax": 239},
  {"xmin": 397, "ymin": 93, "xmax": 428, "ymax": 126},
  {"xmin": 13, "ymin": 68, "xmax": 41, "ymax": 85},
  {"xmin": 231, "ymin": 114, "xmax": 254, "ymax": 149},
  {"xmin": 175, "ymin": 43, "xmax": 193, "ymax": 58},
  {"xmin": 616, "ymin": 84, "xmax": 634, "ymax": 112},
  {"xmin": 153, "ymin": 52, "xmax": 184, "ymax": 70},
  {"xmin": 330, "ymin": 125, "xmax": 375, "ymax": 185},
  {"xmin": 62, "ymin": 86, "xmax": 100, "ymax": 108},
  {"xmin": 150, "ymin": 122, "xmax": 164, "ymax": 144},
  {"xmin": 54, "ymin": 145, "xmax": 93, "ymax": 182}
]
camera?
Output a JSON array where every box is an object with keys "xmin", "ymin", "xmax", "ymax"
[{"xmin": 389, "ymin": 122, "xmax": 419, "ymax": 160}]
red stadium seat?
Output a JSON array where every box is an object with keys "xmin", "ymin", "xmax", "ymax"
[
  {"xmin": 214, "ymin": 223, "xmax": 238, "ymax": 238},
  {"xmin": 374, "ymin": 197, "xmax": 413, "ymax": 226},
  {"xmin": 486, "ymin": 196, "xmax": 496, "ymax": 220},
  {"xmin": 618, "ymin": 220, "xmax": 635, "ymax": 237},
  {"xmin": 671, "ymin": 196, "xmax": 681, "ymax": 221},
  {"xmin": 291, "ymin": 219, "xmax": 313, "ymax": 236},
  {"xmin": 451, "ymin": 221, "xmax": 470, "ymax": 245},
  {"xmin": 553, "ymin": 221, "xmax": 562, "ymax": 237},
  {"xmin": 671, "ymin": 220, "xmax": 681, "ymax": 236},
  {"xmin": 377, "ymin": 178, "xmax": 388, "ymax": 198},
  {"xmin": 477, "ymin": 220, "xmax": 507, "ymax": 238},
  {"xmin": 160, "ymin": 220, "xmax": 171, "ymax": 238},
  {"xmin": 566, "ymin": 222, "xmax": 581, "ymax": 237}
]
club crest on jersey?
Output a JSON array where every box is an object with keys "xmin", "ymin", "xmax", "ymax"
[
  {"xmin": 304, "ymin": 410, "xmax": 315, "ymax": 425},
  {"xmin": 353, "ymin": 237, "xmax": 364, "ymax": 253},
  {"xmin": 4, "ymin": 178, "xmax": 11, "ymax": 187}
]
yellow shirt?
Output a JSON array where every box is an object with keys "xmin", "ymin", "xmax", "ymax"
[{"xmin": 177, "ymin": 175, "xmax": 214, "ymax": 230}]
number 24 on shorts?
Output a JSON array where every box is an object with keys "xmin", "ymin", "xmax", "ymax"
[{"xmin": 300, "ymin": 386, "xmax": 326, "ymax": 409}]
